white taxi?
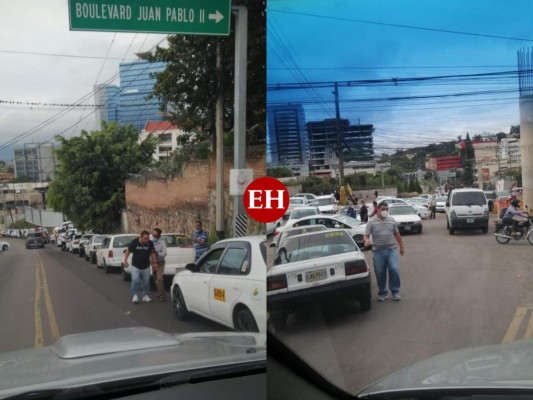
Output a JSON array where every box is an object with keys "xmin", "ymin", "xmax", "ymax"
[
  {"xmin": 170, "ymin": 236, "xmax": 266, "ymax": 333},
  {"xmin": 268, "ymin": 230, "xmax": 371, "ymax": 331}
]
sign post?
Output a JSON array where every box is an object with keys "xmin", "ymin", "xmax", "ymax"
[{"xmin": 68, "ymin": 0, "xmax": 231, "ymax": 35}]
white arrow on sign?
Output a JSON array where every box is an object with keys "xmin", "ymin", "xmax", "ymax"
[{"xmin": 208, "ymin": 10, "xmax": 224, "ymax": 23}]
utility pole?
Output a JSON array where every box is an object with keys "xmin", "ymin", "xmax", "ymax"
[
  {"xmin": 215, "ymin": 40, "xmax": 224, "ymax": 239},
  {"xmin": 333, "ymin": 82, "xmax": 344, "ymax": 185}
]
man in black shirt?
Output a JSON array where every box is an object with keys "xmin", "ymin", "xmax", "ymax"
[{"xmin": 123, "ymin": 230, "xmax": 157, "ymax": 304}]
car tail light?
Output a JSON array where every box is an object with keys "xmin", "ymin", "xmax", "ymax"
[
  {"xmin": 108, "ymin": 250, "xmax": 113, "ymax": 258},
  {"xmin": 267, "ymin": 275, "xmax": 287, "ymax": 291},
  {"xmin": 345, "ymin": 260, "xmax": 367, "ymax": 276}
]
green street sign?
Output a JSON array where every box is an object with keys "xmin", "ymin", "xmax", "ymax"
[{"xmin": 68, "ymin": 0, "xmax": 231, "ymax": 35}]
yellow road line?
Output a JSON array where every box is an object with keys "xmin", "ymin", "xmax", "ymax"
[
  {"xmin": 524, "ymin": 310, "xmax": 533, "ymax": 340},
  {"xmin": 502, "ymin": 306, "xmax": 528, "ymax": 344},
  {"xmin": 38, "ymin": 255, "xmax": 60, "ymax": 342},
  {"xmin": 34, "ymin": 267, "xmax": 43, "ymax": 348}
]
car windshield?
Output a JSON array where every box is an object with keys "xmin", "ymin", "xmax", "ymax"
[
  {"xmin": 437, "ymin": 196, "xmax": 448, "ymax": 202},
  {"xmin": 290, "ymin": 198, "xmax": 304, "ymax": 205},
  {"xmin": 389, "ymin": 206, "xmax": 417, "ymax": 215},
  {"xmin": 452, "ymin": 192, "xmax": 486, "ymax": 206},
  {"xmin": 274, "ymin": 231, "xmax": 356, "ymax": 265}
]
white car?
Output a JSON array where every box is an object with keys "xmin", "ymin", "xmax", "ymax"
[
  {"xmin": 293, "ymin": 193, "xmax": 317, "ymax": 203},
  {"xmin": 0, "ymin": 241, "xmax": 9, "ymax": 251},
  {"xmin": 85, "ymin": 234, "xmax": 109, "ymax": 264},
  {"xmin": 388, "ymin": 204, "xmax": 423, "ymax": 234},
  {"xmin": 266, "ymin": 217, "xmax": 283, "ymax": 236},
  {"xmin": 122, "ymin": 233, "xmax": 195, "ymax": 284},
  {"xmin": 286, "ymin": 206, "xmax": 321, "ymax": 224},
  {"xmin": 170, "ymin": 236, "xmax": 266, "ymax": 333},
  {"xmin": 274, "ymin": 214, "xmax": 367, "ymax": 250},
  {"xmin": 96, "ymin": 234, "xmax": 139, "ymax": 274},
  {"xmin": 268, "ymin": 230, "xmax": 371, "ymax": 330},
  {"xmin": 285, "ymin": 197, "xmax": 309, "ymax": 217},
  {"xmin": 436, "ymin": 196, "xmax": 448, "ymax": 212},
  {"xmin": 370, "ymin": 197, "xmax": 428, "ymax": 219},
  {"xmin": 311, "ymin": 195, "xmax": 337, "ymax": 214}
]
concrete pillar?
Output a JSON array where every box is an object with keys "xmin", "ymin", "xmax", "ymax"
[{"xmin": 520, "ymin": 97, "xmax": 533, "ymax": 209}]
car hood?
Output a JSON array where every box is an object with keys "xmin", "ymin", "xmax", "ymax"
[
  {"xmin": 0, "ymin": 327, "xmax": 265, "ymax": 399},
  {"xmin": 357, "ymin": 340, "xmax": 533, "ymax": 398}
]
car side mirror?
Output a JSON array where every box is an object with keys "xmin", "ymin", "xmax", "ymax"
[{"xmin": 185, "ymin": 263, "xmax": 199, "ymax": 272}]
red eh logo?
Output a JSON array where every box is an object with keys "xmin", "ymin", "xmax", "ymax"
[{"xmin": 243, "ymin": 177, "xmax": 289, "ymax": 223}]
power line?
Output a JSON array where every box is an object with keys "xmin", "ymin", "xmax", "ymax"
[
  {"xmin": 268, "ymin": 9, "xmax": 533, "ymax": 43},
  {"xmin": 0, "ymin": 49, "xmax": 135, "ymax": 60}
]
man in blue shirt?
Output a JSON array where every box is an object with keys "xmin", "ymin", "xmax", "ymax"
[{"xmin": 192, "ymin": 220, "xmax": 209, "ymax": 261}]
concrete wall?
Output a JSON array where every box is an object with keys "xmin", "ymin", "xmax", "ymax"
[{"xmin": 124, "ymin": 146, "xmax": 266, "ymax": 238}]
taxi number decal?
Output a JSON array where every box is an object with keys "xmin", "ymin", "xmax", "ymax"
[
  {"xmin": 325, "ymin": 232, "xmax": 343, "ymax": 238},
  {"xmin": 214, "ymin": 288, "xmax": 226, "ymax": 302}
]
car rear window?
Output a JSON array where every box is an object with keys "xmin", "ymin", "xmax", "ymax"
[
  {"xmin": 274, "ymin": 231, "xmax": 356, "ymax": 266},
  {"xmin": 28, "ymin": 233, "xmax": 42, "ymax": 238},
  {"xmin": 113, "ymin": 235, "xmax": 138, "ymax": 248}
]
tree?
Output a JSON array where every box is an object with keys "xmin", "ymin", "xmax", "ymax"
[
  {"xmin": 47, "ymin": 123, "xmax": 157, "ymax": 233},
  {"xmin": 462, "ymin": 133, "xmax": 475, "ymax": 186},
  {"xmin": 148, "ymin": 0, "xmax": 265, "ymax": 147},
  {"xmin": 267, "ymin": 167, "xmax": 293, "ymax": 178}
]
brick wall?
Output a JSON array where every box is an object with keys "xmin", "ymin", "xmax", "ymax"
[{"xmin": 125, "ymin": 145, "xmax": 266, "ymax": 238}]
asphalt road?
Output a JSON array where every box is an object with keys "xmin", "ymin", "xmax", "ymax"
[
  {"xmin": 268, "ymin": 212, "xmax": 533, "ymax": 394},
  {"xmin": 0, "ymin": 238, "xmax": 225, "ymax": 353}
]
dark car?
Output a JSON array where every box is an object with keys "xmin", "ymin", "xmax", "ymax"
[{"xmin": 25, "ymin": 232, "xmax": 45, "ymax": 249}]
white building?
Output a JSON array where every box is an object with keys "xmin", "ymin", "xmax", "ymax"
[{"xmin": 138, "ymin": 121, "xmax": 188, "ymax": 161}]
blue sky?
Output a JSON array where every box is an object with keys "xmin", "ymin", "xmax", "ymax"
[{"xmin": 267, "ymin": 0, "xmax": 533, "ymax": 155}]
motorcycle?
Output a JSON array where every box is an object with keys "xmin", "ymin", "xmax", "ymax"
[{"xmin": 494, "ymin": 206, "xmax": 533, "ymax": 245}]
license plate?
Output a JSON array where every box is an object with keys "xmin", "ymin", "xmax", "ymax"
[
  {"xmin": 306, "ymin": 269, "xmax": 327, "ymax": 283},
  {"xmin": 467, "ymin": 218, "xmax": 474, "ymax": 223},
  {"xmin": 404, "ymin": 226, "xmax": 411, "ymax": 231}
]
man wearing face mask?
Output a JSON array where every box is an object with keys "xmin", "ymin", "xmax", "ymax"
[{"xmin": 363, "ymin": 201, "xmax": 405, "ymax": 302}]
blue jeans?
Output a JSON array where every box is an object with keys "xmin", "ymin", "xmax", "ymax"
[
  {"xmin": 131, "ymin": 266, "xmax": 150, "ymax": 297},
  {"xmin": 372, "ymin": 247, "xmax": 401, "ymax": 296}
]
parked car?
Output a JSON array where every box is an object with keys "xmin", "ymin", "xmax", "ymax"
[
  {"xmin": 78, "ymin": 234, "xmax": 94, "ymax": 258},
  {"xmin": 68, "ymin": 234, "xmax": 83, "ymax": 253},
  {"xmin": 85, "ymin": 234, "xmax": 108, "ymax": 264},
  {"xmin": 96, "ymin": 234, "xmax": 139, "ymax": 274},
  {"xmin": 310, "ymin": 195, "xmax": 337, "ymax": 214},
  {"xmin": 293, "ymin": 193, "xmax": 317, "ymax": 203},
  {"xmin": 170, "ymin": 236, "xmax": 266, "ymax": 333},
  {"xmin": 25, "ymin": 232, "xmax": 45, "ymax": 249},
  {"xmin": 266, "ymin": 216, "xmax": 283, "ymax": 236},
  {"xmin": 284, "ymin": 197, "xmax": 309, "ymax": 218},
  {"xmin": 388, "ymin": 204, "xmax": 423, "ymax": 234},
  {"xmin": 268, "ymin": 229, "xmax": 372, "ymax": 330},
  {"xmin": 274, "ymin": 214, "xmax": 367, "ymax": 250},
  {"xmin": 122, "ymin": 233, "xmax": 195, "ymax": 286},
  {"xmin": 286, "ymin": 206, "xmax": 321, "ymax": 224}
]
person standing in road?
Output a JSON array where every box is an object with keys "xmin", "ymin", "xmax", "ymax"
[
  {"xmin": 192, "ymin": 220, "xmax": 209, "ymax": 262},
  {"xmin": 359, "ymin": 200, "xmax": 368, "ymax": 223},
  {"xmin": 123, "ymin": 230, "xmax": 157, "ymax": 304},
  {"xmin": 363, "ymin": 201, "xmax": 405, "ymax": 302},
  {"xmin": 151, "ymin": 228, "xmax": 167, "ymax": 302},
  {"xmin": 429, "ymin": 195, "xmax": 437, "ymax": 219}
]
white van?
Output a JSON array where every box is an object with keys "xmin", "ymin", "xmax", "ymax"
[{"xmin": 445, "ymin": 188, "xmax": 489, "ymax": 235}]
